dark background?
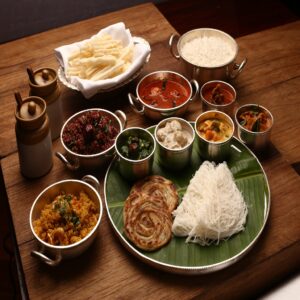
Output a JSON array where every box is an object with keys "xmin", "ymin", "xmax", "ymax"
[{"xmin": 0, "ymin": 0, "xmax": 299, "ymax": 43}]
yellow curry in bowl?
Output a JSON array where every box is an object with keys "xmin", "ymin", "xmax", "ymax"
[{"xmin": 196, "ymin": 118, "xmax": 233, "ymax": 142}]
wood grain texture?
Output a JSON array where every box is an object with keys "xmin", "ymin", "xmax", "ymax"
[
  {"xmin": 1, "ymin": 3, "xmax": 300, "ymax": 299},
  {"xmin": 3, "ymin": 151, "xmax": 300, "ymax": 299},
  {"xmin": 232, "ymin": 21, "xmax": 300, "ymax": 165}
]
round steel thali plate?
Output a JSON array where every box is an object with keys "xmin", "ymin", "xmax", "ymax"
[{"xmin": 104, "ymin": 125, "xmax": 270, "ymax": 275}]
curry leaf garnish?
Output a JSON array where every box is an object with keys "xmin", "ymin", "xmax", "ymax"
[
  {"xmin": 252, "ymin": 106, "xmax": 260, "ymax": 116},
  {"xmin": 120, "ymin": 134, "xmax": 153, "ymax": 160},
  {"xmin": 70, "ymin": 212, "xmax": 80, "ymax": 226},
  {"xmin": 162, "ymin": 78, "xmax": 168, "ymax": 91},
  {"xmin": 252, "ymin": 119, "xmax": 261, "ymax": 132},
  {"xmin": 64, "ymin": 194, "xmax": 72, "ymax": 203},
  {"xmin": 240, "ymin": 119, "xmax": 247, "ymax": 126}
]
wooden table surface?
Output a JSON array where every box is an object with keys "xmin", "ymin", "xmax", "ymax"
[{"xmin": 1, "ymin": 3, "xmax": 300, "ymax": 299}]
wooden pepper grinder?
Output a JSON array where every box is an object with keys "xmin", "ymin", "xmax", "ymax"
[
  {"xmin": 15, "ymin": 92, "xmax": 53, "ymax": 178},
  {"xmin": 27, "ymin": 66, "xmax": 64, "ymax": 140}
]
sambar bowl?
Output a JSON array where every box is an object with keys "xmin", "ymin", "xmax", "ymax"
[
  {"xmin": 115, "ymin": 127, "xmax": 156, "ymax": 181},
  {"xmin": 155, "ymin": 117, "xmax": 195, "ymax": 170},
  {"xmin": 29, "ymin": 175, "xmax": 103, "ymax": 266},
  {"xmin": 200, "ymin": 80, "xmax": 237, "ymax": 118},
  {"xmin": 169, "ymin": 28, "xmax": 247, "ymax": 84},
  {"xmin": 195, "ymin": 111, "xmax": 234, "ymax": 162},
  {"xmin": 128, "ymin": 70, "xmax": 199, "ymax": 121},
  {"xmin": 56, "ymin": 108, "xmax": 126, "ymax": 171},
  {"xmin": 235, "ymin": 104, "xmax": 273, "ymax": 152}
]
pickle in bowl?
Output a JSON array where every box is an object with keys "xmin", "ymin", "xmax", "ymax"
[{"xmin": 235, "ymin": 104, "xmax": 273, "ymax": 153}]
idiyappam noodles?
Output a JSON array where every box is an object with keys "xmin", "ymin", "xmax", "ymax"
[{"xmin": 172, "ymin": 161, "xmax": 248, "ymax": 246}]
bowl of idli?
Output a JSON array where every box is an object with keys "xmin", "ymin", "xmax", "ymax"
[{"xmin": 154, "ymin": 117, "xmax": 195, "ymax": 170}]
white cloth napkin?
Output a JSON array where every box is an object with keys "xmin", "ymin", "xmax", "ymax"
[{"xmin": 55, "ymin": 22, "xmax": 151, "ymax": 98}]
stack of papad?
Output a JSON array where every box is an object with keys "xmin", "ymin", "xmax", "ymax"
[{"xmin": 123, "ymin": 175, "xmax": 178, "ymax": 251}]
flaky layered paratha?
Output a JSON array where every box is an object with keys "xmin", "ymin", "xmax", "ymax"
[
  {"xmin": 130, "ymin": 175, "xmax": 179, "ymax": 213},
  {"xmin": 124, "ymin": 194, "xmax": 172, "ymax": 251},
  {"xmin": 123, "ymin": 191, "xmax": 167, "ymax": 225},
  {"xmin": 123, "ymin": 175, "xmax": 178, "ymax": 251}
]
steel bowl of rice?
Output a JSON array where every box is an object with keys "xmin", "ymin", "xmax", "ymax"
[
  {"xmin": 169, "ymin": 28, "xmax": 247, "ymax": 84},
  {"xmin": 29, "ymin": 175, "xmax": 103, "ymax": 266},
  {"xmin": 56, "ymin": 108, "xmax": 126, "ymax": 171}
]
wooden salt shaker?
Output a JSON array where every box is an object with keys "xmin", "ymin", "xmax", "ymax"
[
  {"xmin": 15, "ymin": 92, "xmax": 53, "ymax": 178},
  {"xmin": 28, "ymin": 67, "xmax": 64, "ymax": 140}
]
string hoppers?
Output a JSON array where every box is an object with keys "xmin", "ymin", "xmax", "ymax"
[{"xmin": 172, "ymin": 161, "xmax": 248, "ymax": 246}]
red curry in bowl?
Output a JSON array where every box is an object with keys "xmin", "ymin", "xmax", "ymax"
[
  {"xmin": 139, "ymin": 78, "xmax": 190, "ymax": 109},
  {"xmin": 202, "ymin": 83, "xmax": 234, "ymax": 105},
  {"xmin": 137, "ymin": 71, "xmax": 192, "ymax": 110},
  {"xmin": 128, "ymin": 71, "xmax": 199, "ymax": 121},
  {"xmin": 200, "ymin": 80, "xmax": 236, "ymax": 117}
]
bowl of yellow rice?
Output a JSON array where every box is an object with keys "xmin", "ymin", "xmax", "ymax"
[{"xmin": 29, "ymin": 175, "xmax": 103, "ymax": 266}]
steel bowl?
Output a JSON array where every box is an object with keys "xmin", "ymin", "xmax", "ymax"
[
  {"xmin": 29, "ymin": 175, "xmax": 103, "ymax": 266},
  {"xmin": 195, "ymin": 111, "xmax": 234, "ymax": 162},
  {"xmin": 235, "ymin": 104, "xmax": 274, "ymax": 152},
  {"xmin": 56, "ymin": 108, "xmax": 126, "ymax": 171},
  {"xmin": 115, "ymin": 127, "xmax": 156, "ymax": 181},
  {"xmin": 200, "ymin": 80, "xmax": 237, "ymax": 118},
  {"xmin": 128, "ymin": 70, "xmax": 199, "ymax": 121},
  {"xmin": 169, "ymin": 28, "xmax": 247, "ymax": 84},
  {"xmin": 154, "ymin": 117, "xmax": 195, "ymax": 170}
]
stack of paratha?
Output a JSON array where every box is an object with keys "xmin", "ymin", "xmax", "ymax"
[{"xmin": 123, "ymin": 175, "xmax": 178, "ymax": 251}]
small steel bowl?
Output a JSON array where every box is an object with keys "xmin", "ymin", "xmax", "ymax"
[
  {"xmin": 200, "ymin": 80, "xmax": 237, "ymax": 118},
  {"xmin": 56, "ymin": 108, "xmax": 126, "ymax": 171},
  {"xmin": 128, "ymin": 70, "xmax": 199, "ymax": 121},
  {"xmin": 154, "ymin": 117, "xmax": 195, "ymax": 170},
  {"xmin": 169, "ymin": 28, "xmax": 247, "ymax": 84},
  {"xmin": 29, "ymin": 175, "xmax": 103, "ymax": 266},
  {"xmin": 115, "ymin": 127, "xmax": 156, "ymax": 181},
  {"xmin": 235, "ymin": 104, "xmax": 274, "ymax": 152},
  {"xmin": 195, "ymin": 111, "xmax": 234, "ymax": 162}
]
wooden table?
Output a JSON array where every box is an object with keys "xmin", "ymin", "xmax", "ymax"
[{"xmin": 1, "ymin": 3, "xmax": 300, "ymax": 299}]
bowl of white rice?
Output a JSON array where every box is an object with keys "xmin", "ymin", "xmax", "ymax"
[{"xmin": 169, "ymin": 28, "xmax": 247, "ymax": 84}]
